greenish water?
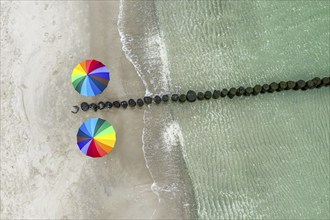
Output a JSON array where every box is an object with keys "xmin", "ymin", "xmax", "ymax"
[
  {"xmin": 119, "ymin": 0, "xmax": 329, "ymax": 218},
  {"xmin": 155, "ymin": 1, "xmax": 329, "ymax": 219}
]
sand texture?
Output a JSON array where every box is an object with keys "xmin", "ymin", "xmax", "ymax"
[{"xmin": 0, "ymin": 1, "xmax": 164, "ymax": 219}]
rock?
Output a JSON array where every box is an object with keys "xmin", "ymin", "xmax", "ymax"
[
  {"xmin": 212, "ymin": 90, "xmax": 221, "ymax": 99},
  {"xmin": 295, "ymin": 80, "xmax": 306, "ymax": 90},
  {"xmin": 304, "ymin": 80, "xmax": 315, "ymax": 90},
  {"xmin": 244, "ymin": 87, "xmax": 253, "ymax": 96},
  {"xmin": 144, "ymin": 96, "xmax": 152, "ymax": 104},
  {"xmin": 220, "ymin": 89, "xmax": 228, "ymax": 97},
  {"xmin": 71, "ymin": 106, "xmax": 79, "ymax": 114},
  {"xmin": 261, "ymin": 84, "xmax": 269, "ymax": 93},
  {"xmin": 97, "ymin": 101, "xmax": 106, "ymax": 110},
  {"xmin": 253, "ymin": 85, "xmax": 262, "ymax": 95},
  {"xmin": 287, "ymin": 81, "xmax": 296, "ymax": 90},
  {"xmin": 128, "ymin": 99, "xmax": 136, "ymax": 107},
  {"xmin": 228, "ymin": 88, "xmax": 236, "ymax": 99},
  {"xmin": 162, "ymin": 95, "xmax": 169, "ymax": 102},
  {"xmin": 268, "ymin": 82, "xmax": 278, "ymax": 93},
  {"xmin": 106, "ymin": 101, "xmax": 113, "ymax": 109},
  {"xmin": 197, "ymin": 92, "xmax": 204, "ymax": 100},
  {"xmin": 236, "ymin": 87, "xmax": 245, "ymax": 96},
  {"xmin": 179, "ymin": 94, "xmax": 186, "ymax": 102},
  {"xmin": 81, "ymin": 102, "xmax": 90, "ymax": 111},
  {"xmin": 321, "ymin": 77, "xmax": 330, "ymax": 86},
  {"xmin": 204, "ymin": 91, "xmax": 212, "ymax": 99},
  {"xmin": 137, "ymin": 98, "xmax": 144, "ymax": 107},
  {"xmin": 90, "ymin": 103, "xmax": 98, "ymax": 112},
  {"xmin": 113, "ymin": 101, "xmax": 121, "ymax": 108},
  {"xmin": 171, "ymin": 94, "xmax": 179, "ymax": 102},
  {"xmin": 186, "ymin": 90, "xmax": 197, "ymax": 102},
  {"xmin": 278, "ymin": 81, "xmax": 287, "ymax": 91},
  {"xmin": 313, "ymin": 77, "xmax": 322, "ymax": 88},
  {"xmin": 154, "ymin": 95, "xmax": 162, "ymax": 104},
  {"xmin": 121, "ymin": 101, "xmax": 128, "ymax": 108}
]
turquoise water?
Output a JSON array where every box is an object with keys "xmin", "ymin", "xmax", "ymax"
[{"xmin": 120, "ymin": 0, "xmax": 330, "ymax": 219}]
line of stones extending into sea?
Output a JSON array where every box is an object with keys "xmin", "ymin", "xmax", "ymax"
[{"xmin": 72, "ymin": 76, "xmax": 329, "ymax": 113}]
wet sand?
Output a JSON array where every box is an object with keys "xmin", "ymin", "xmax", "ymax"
[{"xmin": 1, "ymin": 1, "xmax": 164, "ymax": 219}]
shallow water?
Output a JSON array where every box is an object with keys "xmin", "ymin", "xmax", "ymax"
[{"xmin": 121, "ymin": 0, "xmax": 330, "ymax": 219}]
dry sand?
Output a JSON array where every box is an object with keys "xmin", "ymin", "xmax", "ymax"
[{"xmin": 1, "ymin": 1, "xmax": 166, "ymax": 219}]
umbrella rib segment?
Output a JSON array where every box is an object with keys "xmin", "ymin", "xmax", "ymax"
[
  {"xmin": 94, "ymin": 139, "xmax": 114, "ymax": 153},
  {"xmin": 88, "ymin": 76, "xmax": 102, "ymax": 95},
  {"xmin": 94, "ymin": 141, "xmax": 108, "ymax": 156},
  {"xmin": 94, "ymin": 119, "xmax": 106, "ymax": 137},
  {"xmin": 94, "ymin": 121, "xmax": 112, "ymax": 137},
  {"xmin": 80, "ymin": 139, "xmax": 92, "ymax": 154}
]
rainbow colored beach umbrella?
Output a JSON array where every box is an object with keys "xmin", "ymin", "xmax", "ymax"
[
  {"xmin": 71, "ymin": 59, "xmax": 110, "ymax": 96},
  {"xmin": 77, "ymin": 118, "xmax": 116, "ymax": 158}
]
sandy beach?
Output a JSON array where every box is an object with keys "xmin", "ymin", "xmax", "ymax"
[{"xmin": 0, "ymin": 1, "xmax": 166, "ymax": 219}]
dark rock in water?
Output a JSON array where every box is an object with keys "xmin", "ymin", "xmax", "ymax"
[
  {"xmin": 81, "ymin": 102, "xmax": 90, "ymax": 111},
  {"xmin": 137, "ymin": 98, "xmax": 144, "ymax": 107},
  {"xmin": 197, "ymin": 92, "xmax": 204, "ymax": 100},
  {"xmin": 244, "ymin": 87, "xmax": 253, "ymax": 96},
  {"xmin": 220, "ymin": 89, "xmax": 228, "ymax": 97},
  {"xmin": 228, "ymin": 88, "xmax": 236, "ymax": 99},
  {"xmin": 128, "ymin": 99, "xmax": 136, "ymax": 107},
  {"xmin": 204, "ymin": 91, "xmax": 212, "ymax": 99},
  {"xmin": 144, "ymin": 96, "xmax": 152, "ymax": 104},
  {"xmin": 305, "ymin": 80, "xmax": 315, "ymax": 90},
  {"xmin": 90, "ymin": 103, "xmax": 98, "ymax": 112},
  {"xmin": 287, "ymin": 81, "xmax": 296, "ymax": 90},
  {"xmin": 113, "ymin": 101, "xmax": 121, "ymax": 108},
  {"xmin": 154, "ymin": 95, "xmax": 162, "ymax": 104},
  {"xmin": 268, "ymin": 82, "xmax": 278, "ymax": 93},
  {"xmin": 295, "ymin": 80, "xmax": 306, "ymax": 90},
  {"xmin": 179, "ymin": 94, "xmax": 186, "ymax": 102},
  {"xmin": 97, "ymin": 101, "xmax": 106, "ymax": 110},
  {"xmin": 162, "ymin": 95, "xmax": 169, "ymax": 102},
  {"xmin": 186, "ymin": 90, "xmax": 197, "ymax": 102},
  {"xmin": 278, "ymin": 81, "xmax": 287, "ymax": 91},
  {"xmin": 106, "ymin": 101, "xmax": 113, "ymax": 109},
  {"xmin": 171, "ymin": 94, "xmax": 179, "ymax": 102},
  {"xmin": 253, "ymin": 85, "xmax": 262, "ymax": 95},
  {"xmin": 212, "ymin": 90, "xmax": 221, "ymax": 99},
  {"xmin": 321, "ymin": 77, "xmax": 330, "ymax": 86},
  {"xmin": 313, "ymin": 77, "xmax": 322, "ymax": 88},
  {"xmin": 121, "ymin": 101, "xmax": 128, "ymax": 108},
  {"xmin": 261, "ymin": 84, "xmax": 269, "ymax": 93},
  {"xmin": 236, "ymin": 87, "xmax": 245, "ymax": 96}
]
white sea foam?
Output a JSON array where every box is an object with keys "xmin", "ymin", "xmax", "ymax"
[{"xmin": 117, "ymin": 0, "xmax": 171, "ymax": 95}]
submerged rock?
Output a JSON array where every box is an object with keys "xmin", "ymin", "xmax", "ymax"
[
  {"xmin": 154, "ymin": 95, "xmax": 162, "ymax": 104},
  {"xmin": 144, "ymin": 96, "xmax": 152, "ymax": 104},
  {"xmin": 197, "ymin": 92, "xmax": 204, "ymax": 100},
  {"xmin": 162, "ymin": 95, "xmax": 169, "ymax": 102},
  {"xmin": 186, "ymin": 90, "xmax": 197, "ymax": 102},
  {"xmin": 179, "ymin": 94, "xmax": 186, "ymax": 102},
  {"xmin": 204, "ymin": 91, "xmax": 212, "ymax": 99},
  {"xmin": 171, "ymin": 94, "xmax": 179, "ymax": 102},
  {"xmin": 212, "ymin": 90, "xmax": 221, "ymax": 99}
]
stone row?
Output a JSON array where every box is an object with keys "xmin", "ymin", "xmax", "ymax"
[{"xmin": 75, "ymin": 76, "xmax": 329, "ymax": 113}]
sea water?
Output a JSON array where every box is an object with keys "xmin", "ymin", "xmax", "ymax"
[{"xmin": 119, "ymin": 0, "xmax": 329, "ymax": 219}]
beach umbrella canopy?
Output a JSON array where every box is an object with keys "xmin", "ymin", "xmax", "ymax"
[
  {"xmin": 71, "ymin": 59, "xmax": 110, "ymax": 96},
  {"xmin": 77, "ymin": 118, "xmax": 116, "ymax": 158}
]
